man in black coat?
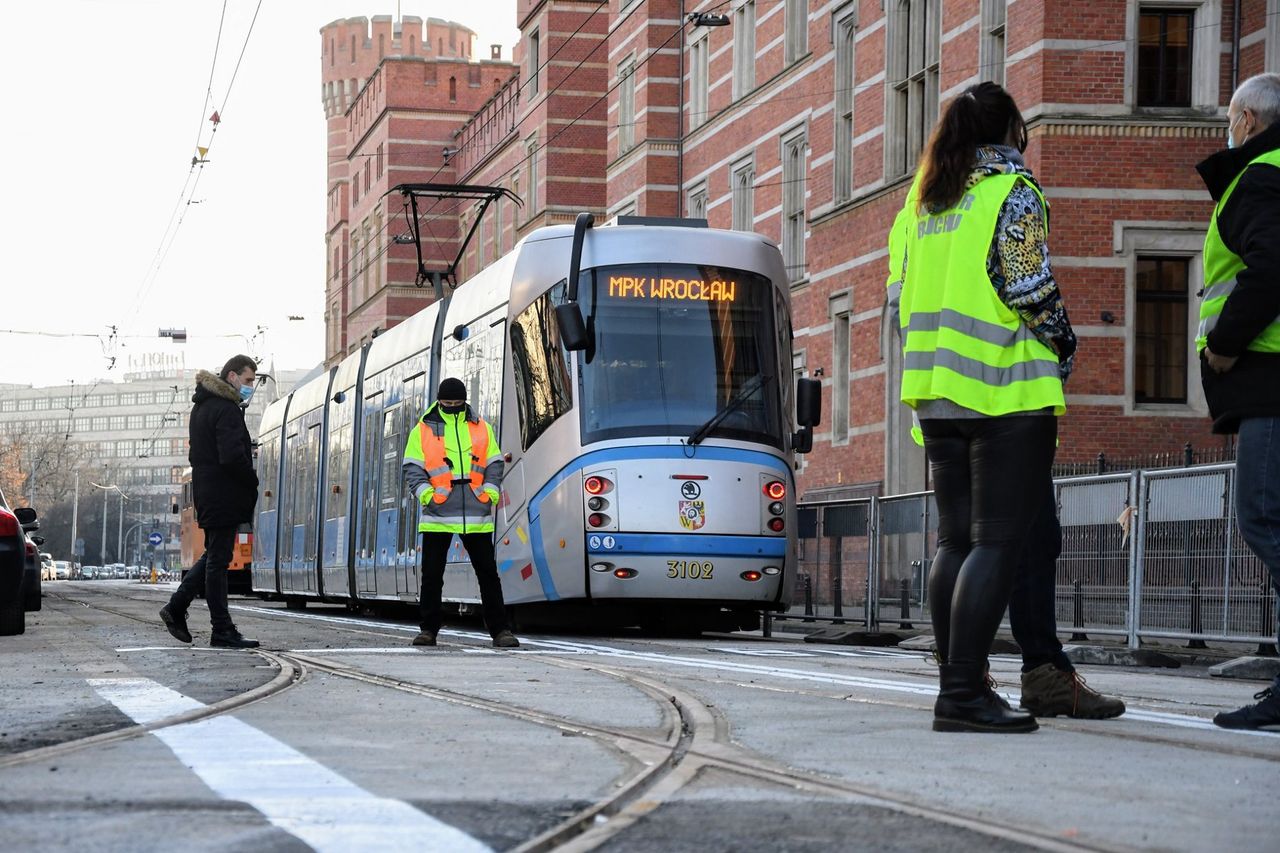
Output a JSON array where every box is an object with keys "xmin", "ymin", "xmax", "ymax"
[
  {"xmin": 160, "ymin": 355, "xmax": 260, "ymax": 648},
  {"xmin": 1196, "ymin": 72, "xmax": 1280, "ymax": 730}
]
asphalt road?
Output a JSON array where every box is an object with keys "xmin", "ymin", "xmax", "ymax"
[{"xmin": 1, "ymin": 581, "xmax": 1276, "ymax": 852}]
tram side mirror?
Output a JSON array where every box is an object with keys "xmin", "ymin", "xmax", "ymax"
[
  {"xmin": 31, "ymin": 535, "xmax": 45, "ymax": 546},
  {"xmin": 556, "ymin": 303, "xmax": 589, "ymax": 352},
  {"xmin": 796, "ymin": 378, "xmax": 822, "ymax": 427},
  {"xmin": 792, "ymin": 426, "xmax": 814, "ymax": 454}
]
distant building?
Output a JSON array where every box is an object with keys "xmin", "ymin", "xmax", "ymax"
[
  {"xmin": 1, "ymin": 354, "xmax": 310, "ymax": 564},
  {"xmin": 321, "ymin": 4, "xmax": 1280, "ymax": 496}
]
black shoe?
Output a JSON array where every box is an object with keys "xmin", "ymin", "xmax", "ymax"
[
  {"xmin": 210, "ymin": 630, "xmax": 260, "ymax": 649},
  {"xmin": 159, "ymin": 606, "xmax": 192, "ymax": 644},
  {"xmin": 1213, "ymin": 687, "xmax": 1280, "ymax": 730},
  {"xmin": 492, "ymin": 630, "xmax": 521, "ymax": 649},
  {"xmin": 934, "ymin": 663, "xmax": 1038, "ymax": 733},
  {"xmin": 411, "ymin": 631, "xmax": 437, "ymax": 647}
]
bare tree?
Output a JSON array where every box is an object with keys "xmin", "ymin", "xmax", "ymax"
[{"xmin": 0, "ymin": 422, "xmax": 90, "ymax": 510}]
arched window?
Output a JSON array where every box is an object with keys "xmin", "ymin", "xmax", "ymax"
[{"xmin": 449, "ymin": 76, "xmax": 457, "ymax": 102}]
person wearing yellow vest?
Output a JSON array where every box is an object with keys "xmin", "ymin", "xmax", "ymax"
[
  {"xmin": 887, "ymin": 172, "xmax": 1122, "ymax": 723},
  {"xmin": 1195, "ymin": 73, "xmax": 1280, "ymax": 731},
  {"xmin": 898, "ymin": 82, "xmax": 1076, "ymax": 733},
  {"xmin": 402, "ymin": 377, "xmax": 519, "ymax": 648}
]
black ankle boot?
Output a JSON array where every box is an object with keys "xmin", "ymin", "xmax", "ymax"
[
  {"xmin": 210, "ymin": 629, "xmax": 259, "ymax": 649},
  {"xmin": 934, "ymin": 663, "xmax": 1038, "ymax": 733}
]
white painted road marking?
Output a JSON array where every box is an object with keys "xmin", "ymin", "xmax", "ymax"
[
  {"xmin": 230, "ymin": 605, "xmax": 1280, "ymax": 738},
  {"xmin": 90, "ymin": 678, "xmax": 492, "ymax": 853}
]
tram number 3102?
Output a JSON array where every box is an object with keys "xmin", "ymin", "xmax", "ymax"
[{"xmin": 667, "ymin": 560, "xmax": 714, "ymax": 580}]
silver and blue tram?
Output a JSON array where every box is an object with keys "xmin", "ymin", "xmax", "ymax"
[{"xmin": 252, "ymin": 217, "xmax": 820, "ymax": 630}]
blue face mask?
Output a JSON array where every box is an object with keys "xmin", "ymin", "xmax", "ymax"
[{"xmin": 239, "ymin": 384, "xmax": 255, "ymax": 404}]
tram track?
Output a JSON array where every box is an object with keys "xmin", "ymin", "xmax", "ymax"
[{"xmin": 27, "ymin": 586, "xmax": 1270, "ymax": 851}]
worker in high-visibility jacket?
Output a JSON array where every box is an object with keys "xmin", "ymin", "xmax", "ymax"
[
  {"xmin": 1195, "ymin": 72, "xmax": 1280, "ymax": 731},
  {"xmin": 889, "ymin": 174, "xmax": 1123, "ymax": 725},
  {"xmin": 402, "ymin": 377, "xmax": 519, "ymax": 648},
  {"xmin": 897, "ymin": 82, "xmax": 1078, "ymax": 735}
]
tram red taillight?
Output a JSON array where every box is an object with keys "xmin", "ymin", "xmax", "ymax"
[
  {"xmin": 767, "ymin": 517, "xmax": 785, "ymax": 533},
  {"xmin": 763, "ymin": 481, "xmax": 786, "ymax": 501},
  {"xmin": 585, "ymin": 476, "xmax": 612, "ymax": 495},
  {"xmin": 613, "ymin": 568, "xmax": 637, "ymax": 579},
  {"xmin": 588, "ymin": 513, "xmax": 607, "ymax": 528}
]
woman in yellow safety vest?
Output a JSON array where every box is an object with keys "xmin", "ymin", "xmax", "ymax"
[{"xmin": 897, "ymin": 82, "xmax": 1076, "ymax": 733}]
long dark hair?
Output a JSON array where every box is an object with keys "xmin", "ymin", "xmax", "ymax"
[{"xmin": 917, "ymin": 81, "xmax": 1027, "ymax": 213}]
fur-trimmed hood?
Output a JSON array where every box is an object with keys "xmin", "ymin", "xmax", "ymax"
[{"xmin": 194, "ymin": 369, "xmax": 241, "ymax": 404}]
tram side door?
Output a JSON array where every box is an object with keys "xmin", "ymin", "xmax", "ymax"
[{"xmin": 374, "ymin": 403, "xmax": 402, "ymax": 597}]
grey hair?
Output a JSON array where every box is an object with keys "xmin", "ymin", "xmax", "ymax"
[{"xmin": 1233, "ymin": 73, "xmax": 1280, "ymax": 128}]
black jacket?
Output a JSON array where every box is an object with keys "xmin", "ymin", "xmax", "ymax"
[
  {"xmin": 1195, "ymin": 120, "xmax": 1280, "ymax": 434},
  {"xmin": 189, "ymin": 370, "xmax": 258, "ymax": 529}
]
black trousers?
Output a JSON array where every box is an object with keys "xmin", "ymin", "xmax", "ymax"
[
  {"xmin": 922, "ymin": 415, "xmax": 1058, "ymax": 669},
  {"xmin": 1009, "ymin": 482, "xmax": 1074, "ymax": 672},
  {"xmin": 419, "ymin": 531, "xmax": 510, "ymax": 637},
  {"xmin": 169, "ymin": 525, "xmax": 236, "ymax": 633}
]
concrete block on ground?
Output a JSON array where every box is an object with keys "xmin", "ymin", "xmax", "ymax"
[
  {"xmin": 1063, "ymin": 645, "xmax": 1181, "ymax": 668},
  {"xmin": 1208, "ymin": 656, "xmax": 1280, "ymax": 682},
  {"xmin": 803, "ymin": 629, "xmax": 904, "ymax": 646}
]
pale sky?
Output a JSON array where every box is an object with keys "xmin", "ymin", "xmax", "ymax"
[{"xmin": 0, "ymin": 0, "xmax": 518, "ymax": 390}]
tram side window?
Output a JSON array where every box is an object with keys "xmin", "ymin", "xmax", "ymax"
[
  {"xmin": 511, "ymin": 290, "xmax": 572, "ymax": 449},
  {"xmin": 380, "ymin": 412, "xmax": 401, "ymax": 507},
  {"xmin": 443, "ymin": 308, "xmax": 505, "ymax": 432}
]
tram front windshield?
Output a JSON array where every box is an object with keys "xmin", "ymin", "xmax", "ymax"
[{"xmin": 576, "ymin": 263, "xmax": 784, "ymax": 447}]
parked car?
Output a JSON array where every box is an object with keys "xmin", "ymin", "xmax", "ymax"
[
  {"xmin": 81, "ymin": 565, "xmax": 101, "ymax": 580},
  {"xmin": 52, "ymin": 560, "xmax": 71, "ymax": 580},
  {"xmin": 0, "ymin": 486, "xmax": 33, "ymax": 635}
]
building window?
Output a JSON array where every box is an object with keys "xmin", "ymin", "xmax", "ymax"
[
  {"xmin": 980, "ymin": 0, "xmax": 1007, "ymax": 87},
  {"xmin": 527, "ymin": 29, "xmax": 540, "ymax": 97},
  {"xmin": 377, "ymin": 143, "xmax": 384, "ymax": 177},
  {"xmin": 1137, "ymin": 8, "xmax": 1193, "ymax": 107},
  {"xmin": 785, "ymin": 0, "xmax": 809, "ymax": 65},
  {"xmin": 687, "ymin": 181, "xmax": 708, "ymax": 221},
  {"xmin": 1134, "ymin": 256, "xmax": 1190, "ymax": 405},
  {"xmin": 731, "ymin": 157, "xmax": 755, "ymax": 232},
  {"xmin": 17, "ymin": 398, "xmax": 33, "ymax": 412},
  {"xmin": 109, "ymin": 415, "xmax": 126, "ymax": 430},
  {"xmin": 829, "ymin": 294, "xmax": 849, "ymax": 438},
  {"xmin": 887, "ymin": 0, "xmax": 941, "ymax": 178},
  {"xmin": 618, "ymin": 58, "xmax": 636, "ymax": 153},
  {"xmin": 127, "ymin": 414, "xmax": 144, "ymax": 430},
  {"xmin": 690, "ymin": 35, "xmax": 710, "ymax": 129},
  {"xmin": 525, "ymin": 134, "xmax": 539, "ymax": 215},
  {"xmin": 493, "ymin": 197, "xmax": 503, "ymax": 259},
  {"xmin": 733, "ymin": 1, "xmax": 756, "ymax": 99},
  {"xmin": 782, "ymin": 129, "xmax": 807, "ymax": 282},
  {"xmin": 833, "ymin": 5, "xmax": 857, "ymax": 203}
]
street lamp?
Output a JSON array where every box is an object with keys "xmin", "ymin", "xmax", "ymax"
[{"xmin": 89, "ymin": 481, "xmax": 129, "ymax": 567}]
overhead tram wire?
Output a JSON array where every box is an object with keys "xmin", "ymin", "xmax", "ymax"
[{"xmin": 123, "ymin": 0, "xmax": 266, "ymax": 337}]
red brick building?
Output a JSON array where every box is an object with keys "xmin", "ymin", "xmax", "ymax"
[{"xmin": 322, "ymin": 2, "xmax": 1280, "ymax": 499}]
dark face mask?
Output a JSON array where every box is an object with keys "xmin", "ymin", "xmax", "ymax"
[{"xmin": 440, "ymin": 403, "xmax": 466, "ymax": 415}]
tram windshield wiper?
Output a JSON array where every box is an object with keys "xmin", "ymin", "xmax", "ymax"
[{"xmin": 686, "ymin": 374, "xmax": 774, "ymax": 447}]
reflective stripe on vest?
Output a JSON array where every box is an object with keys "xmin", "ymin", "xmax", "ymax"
[
  {"xmin": 1198, "ymin": 149, "xmax": 1280, "ymax": 354},
  {"xmin": 418, "ymin": 418, "xmax": 492, "ymax": 505},
  {"xmin": 899, "ymin": 173, "xmax": 1065, "ymax": 417}
]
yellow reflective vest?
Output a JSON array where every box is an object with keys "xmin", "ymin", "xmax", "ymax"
[
  {"xmin": 402, "ymin": 404, "xmax": 504, "ymax": 534},
  {"xmin": 1197, "ymin": 148, "xmax": 1280, "ymax": 354},
  {"xmin": 899, "ymin": 174, "xmax": 1065, "ymax": 417}
]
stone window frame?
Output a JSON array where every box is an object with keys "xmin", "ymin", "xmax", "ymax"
[
  {"xmin": 1116, "ymin": 222, "xmax": 1210, "ymax": 417},
  {"xmin": 1126, "ymin": 0, "xmax": 1222, "ymax": 113},
  {"xmin": 979, "ymin": 0, "xmax": 1007, "ymax": 87},
  {"xmin": 885, "ymin": 0, "xmax": 942, "ymax": 179},
  {"xmin": 1268, "ymin": 0, "xmax": 1280, "ymax": 75},
  {"xmin": 687, "ymin": 179, "xmax": 709, "ymax": 221},
  {"xmin": 733, "ymin": 0, "xmax": 757, "ymax": 100},
  {"xmin": 832, "ymin": 2, "xmax": 858, "ymax": 204},
  {"xmin": 618, "ymin": 56, "xmax": 637, "ymax": 154},
  {"xmin": 690, "ymin": 32, "xmax": 710, "ymax": 130},
  {"xmin": 730, "ymin": 154, "xmax": 755, "ymax": 232},
  {"xmin": 829, "ymin": 291, "xmax": 852, "ymax": 445},
  {"xmin": 781, "ymin": 125, "xmax": 809, "ymax": 283},
  {"xmin": 785, "ymin": 0, "xmax": 810, "ymax": 66},
  {"xmin": 527, "ymin": 29, "xmax": 541, "ymax": 98}
]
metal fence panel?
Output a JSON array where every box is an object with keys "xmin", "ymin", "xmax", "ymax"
[
  {"xmin": 873, "ymin": 493, "xmax": 937, "ymax": 632},
  {"xmin": 1052, "ymin": 473, "xmax": 1136, "ymax": 641},
  {"xmin": 1138, "ymin": 464, "xmax": 1276, "ymax": 644},
  {"xmin": 790, "ymin": 500, "xmax": 871, "ymax": 624}
]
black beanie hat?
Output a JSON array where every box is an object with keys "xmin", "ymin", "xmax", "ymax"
[{"xmin": 437, "ymin": 377, "xmax": 467, "ymax": 401}]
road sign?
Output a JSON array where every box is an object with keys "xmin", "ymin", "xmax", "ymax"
[
  {"xmin": 148, "ymin": 532, "xmax": 164, "ymax": 547},
  {"xmin": 74, "ymin": 538, "xmax": 85, "ymax": 556}
]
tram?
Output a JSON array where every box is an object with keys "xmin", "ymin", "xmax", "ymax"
[{"xmin": 252, "ymin": 215, "xmax": 820, "ymax": 631}]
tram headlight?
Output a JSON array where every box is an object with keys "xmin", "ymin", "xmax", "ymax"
[
  {"xmin": 762, "ymin": 566, "xmax": 781, "ymax": 576},
  {"xmin": 763, "ymin": 480, "xmax": 786, "ymax": 500},
  {"xmin": 591, "ymin": 562, "xmax": 613, "ymax": 573},
  {"xmin": 768, "ymin": 501, "xmax": 784, "ymax": 516}
]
